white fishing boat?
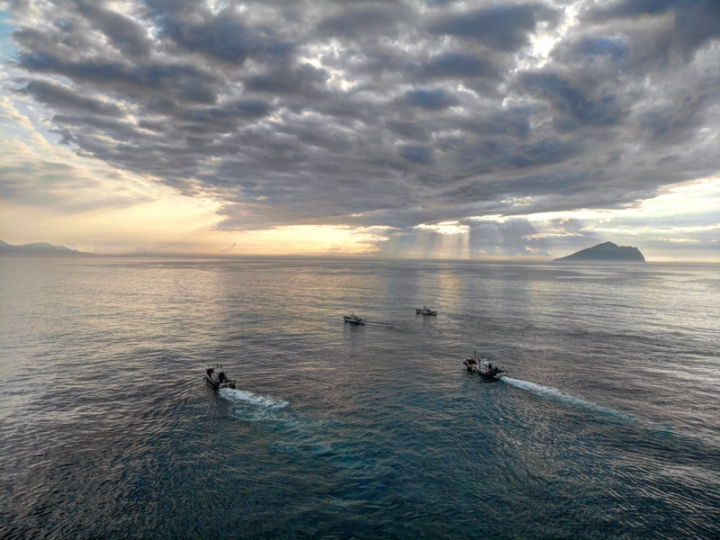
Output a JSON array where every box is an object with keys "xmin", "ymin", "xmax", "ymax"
[
  {"xmin": 415, "ymin": 306, "xmax": 437, "ymax": 315},
  {"xmin": 343, "ymin": 313, "xmax": 366, "ymax": 325},
  {"xmin": 463, "ymin": 352, "xmax": 505, "ymax": 379},
  {"xmin": 205, "ymin": 365, "xmax": 236, "ymax": 389}
]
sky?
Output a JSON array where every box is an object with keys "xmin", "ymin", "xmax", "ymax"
[{"xmin": 0, "ymin": 0, "xmax": 718, "ymax": 261}]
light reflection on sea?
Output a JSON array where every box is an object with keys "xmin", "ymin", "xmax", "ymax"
[{"xmin": 0, "ymin": 257, "xmax": 718, "ymax": 539}]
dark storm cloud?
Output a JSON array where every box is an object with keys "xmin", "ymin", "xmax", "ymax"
[
  {"xmin": 318, "ymin": 3, "xmax": 411, "ymax": 40},
  {"xmin": 20, "ymin": 80, "xmax": 125, "ymax": 117},
  {"xmin": 400, "ymin": 89, "xmax": 459, "ymax": 110},
  {"xmin": 156, "ymin": 7, "xmax": 294, "ymax": 66},
  {"xmin": 398, "ymin": 144, "xmax": 434, "ymax": 164},
  {"xmin": 7, "ymin": 0, "xmax": 720, "ymax": 233},
  {"xmin": 591, "ymin": 0, "xmax": 720, "ymax": 47},
  {"xmin": 75, "ymin": 0, "xmax": 152, "ymax": 58},
  {"xmin": 245, "ymin": 62, "xmax": 329, "ymax": 96},
  {"xmin": 422, "ymin": 52, "xmax": 500, "ymax": 80},
  {"xmin": 515, "ymin": 70, "xmax": 623, "ymax": 130},
  {"xmin": 427, "ymin": 3, "xmax": 556, "ymax": 51},
  {"xmin": 464, "ymin": 108, "xmax": 533, "ymax": 139},
  {"xmin": 638, "ymin": 94, "xmax": 713, "ymax": 143},
  {"xmin": 17, "ymin": 50, "xmax": 219, "ymax": 103},
  {"xmin": 586, "ymin": 0, "xmax": 720, "ymax": 63}
]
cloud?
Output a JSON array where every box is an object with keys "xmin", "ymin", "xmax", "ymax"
[
  {"xmin": 0, "ymin": 95, "xmax": 33, "ymax": 128},
  {"xmin": 0, "ymin": 134, "xmax": 156, "ymax": 213},
  {"xmin": 400, "ymin": 88, "xmax": 460, "ymax": 110},
  {"xmin": 515, "ymin": 70, "xmax": 623, "ymax": 130},
  {"xmin": 398, "ymin": 144, "xmax": 434, "ymax": 164},
  {"xmin": 587, "ymin": 0, "xmax": 720, "ymax": 61},
  {"xmin": 422, "ymin": 52, "xmax": 500, "ymax": 80},
  {"xmin": 427, "ymin": 3, "xmax": 559, "ymax": 51},
  {"xmin": 20, "ymin": 80, "xmax": 125, "ymax": 117},
  {"xmin": 318, "ymin": 3, "xmax": 412, "ymax": 41},
  {"xmin": 3, "ymin": 0, "xmax": 719, "ymax": 246}
]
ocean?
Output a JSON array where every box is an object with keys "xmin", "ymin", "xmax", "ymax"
[{"xmin": 1, "ymin": 257, "xmax": 718, "ymax": 539}]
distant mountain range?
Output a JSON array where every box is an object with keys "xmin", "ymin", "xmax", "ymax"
[
  {"xmin": 554, "ymin": 242, "xmax": 645, "ymax": 262},
  {"xmin": 0, "ymin": 240, "xmax": 92, "ymax": 256}
]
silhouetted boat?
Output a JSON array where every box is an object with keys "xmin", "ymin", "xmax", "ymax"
[
  {"xmin": 205, "ymin": 365, "xmax": 236, "ymax": 389},
  {"xmin": 463, "ymin": 352, "xmax": 505, "ymax": 379},
  {"xmin": 415, "ymin": 306, "xmax": 437, "ymax": 315},
  {"xmin": 343, "ymin": 313, "xmax": 366, "ymax": 325}
]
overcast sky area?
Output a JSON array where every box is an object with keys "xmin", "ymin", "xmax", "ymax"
[{"xmin": 0, "ymin": 0, "xmax": 719, "ymax": 260}]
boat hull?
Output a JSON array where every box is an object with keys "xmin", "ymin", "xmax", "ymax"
[
  {"xmin": 205, "ymin": 375, "xmax": 236, "ymax": 389},
  {"xmin": 205, "ymin": 367, "xmax": 236, "ymax": 389},
  {"xmin": 463, "ymin": 359, "xmax": 505, "ymax": 379}
]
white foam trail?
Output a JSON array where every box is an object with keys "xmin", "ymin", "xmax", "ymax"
[
  {"xmin": 503, "ymin": 377, "xmax": 633, "ymax": 420},
  {"xmin": 218, "ymin": 388, "xmax": 288, "ymax": 409}
]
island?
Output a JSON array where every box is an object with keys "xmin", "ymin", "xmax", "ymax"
[
  {"xmin": 0, "ymin": 240, "xmax": 92, "ymax": 256},
  {"xmin": 553, "ymin": 242, "xmax": 645, "ymax": 262}
]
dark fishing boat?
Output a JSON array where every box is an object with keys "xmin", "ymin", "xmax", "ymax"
[
  {"xmin": 463, "ymin": 352, "xmax": 506, "ymax": 379},
  {"xmin": 205, "ymin": 365, "xmax": 236, "ymax": 389},
  {"xmin": 343, "ymin": 313, "xmax": 366, "ymax": 325}
]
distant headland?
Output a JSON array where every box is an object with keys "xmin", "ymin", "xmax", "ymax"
[
  {"xmin": 554, "ymin": 242, "xmax": 646, "ymax": 262},
  {"xmin": 0, "ymin": 240, "xmax": 92, "ymax": 256}
]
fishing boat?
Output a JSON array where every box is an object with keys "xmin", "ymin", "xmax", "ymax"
[
  {"xmin": 415, "ymin": 306, "xmax": 437, "ymax": 315},
  {"xmin": 343, "ymin": 313, "xmax": 366, "ymax": 325},
  {"xmin": 205, "ymin": 365, "xmax": 236, "ymax": 389},
  {"xmin": 463, "ymin": 352, "xmax": 505, "ymax": 379}
]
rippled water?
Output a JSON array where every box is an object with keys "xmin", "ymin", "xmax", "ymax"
[{"xmin": 1, "ymin": 257, "xmax": 718, "ymax": 539}]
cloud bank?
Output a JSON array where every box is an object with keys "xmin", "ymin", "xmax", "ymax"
[{"xmin": 4, "ymin": 0, "xmax": 720, "ymax": 257}]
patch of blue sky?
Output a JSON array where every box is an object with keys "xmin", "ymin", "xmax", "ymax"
[{"xmin": 0, "ymin": 12, "xmax": 19, "ymax": 62}]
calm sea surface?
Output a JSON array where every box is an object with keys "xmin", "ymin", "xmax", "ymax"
[{"xmin": 1, "ymin": 257, "xmax": 718, "ymax": 539}]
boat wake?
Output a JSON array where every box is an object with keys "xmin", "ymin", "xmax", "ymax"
[
  {"xmin": 364, "ymin": 321, "xmax": 402, "ymax": 330},
  {"xmin": 503, "ymin": 377, "xmax": 634, "ymax": 422},
  {"xmin": 219, "ymin": 387, "xmax": 288, "ymax": 410},
  {"xmin": 219, "ymin": 387, "xmax": 326, "ymax": 436}
]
